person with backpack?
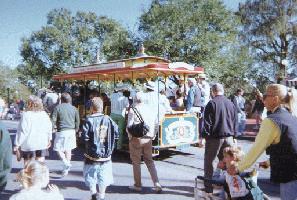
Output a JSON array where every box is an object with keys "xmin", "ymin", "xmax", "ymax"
[
  {"xmin": 80, "ymin": 97, "xmax": 119, "ymax": 200},
  {"xmin": 126, "ymin": 92, "xmax": 162, "ymax": 193}
]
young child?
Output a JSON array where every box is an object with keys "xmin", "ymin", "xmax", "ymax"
[
  {"xmin": 80, "ymin": 97, "xmax": 119, "ymax": 200},
  {"xmin": 222, "ymin": 147, "xmax": 260, "ymax": 199},
  {"xmin": 205, "ymin": 146, "xmax": 263, "ymax": 200},
  {"xmin": 10, "ymin": 160, "xmax": 63, "ymax": 200}
]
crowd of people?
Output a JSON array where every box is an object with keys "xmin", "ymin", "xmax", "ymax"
[
  {"xmin": 0, "ymin": 76, "xmax": 297, "ymax": 200},
  {"xmin": 0, "ymin": 97, "xmax": 25, "ymax": 120}
]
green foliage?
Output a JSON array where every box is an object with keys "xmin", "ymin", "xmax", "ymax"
[
  {"xmin": 0, "ymin": 63, "xmax": 31, "ymax": 102},
  {"xmin": 238, "ymin": 0, "xmax": 297, "ymax": 81},
  {"xmin": 138, "ymin": 0, "xmax": 251, "ymax": 91},
  {"xmin": 20, "ymin": 8, "xmax": 134, "ymax": 83}
]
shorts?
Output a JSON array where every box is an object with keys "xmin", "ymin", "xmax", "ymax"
[
  {"xmin": 54, "ymin": 129, "xmax": 76, "ymax": 151},
  {"xmin": 21, "ymin": 149, "xmax": 48, "ymax": 159},
  {"xmin": 83, "ymin": 160, "xmax": 113, "ymax": 188}
]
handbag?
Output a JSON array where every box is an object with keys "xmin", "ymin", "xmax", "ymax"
[{"xmin": 127, "ymin": 107, "xmax": 150, "ymax": 138}]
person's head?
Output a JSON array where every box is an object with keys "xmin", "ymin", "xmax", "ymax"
[
  {"xmin": 196, "ymin": 73, "xmax": 207, "ymax": 83},
  {"xmin": 17, "ymin": 160, "xmax": 49, "ymax": 189},
  {"xmin": 89, "ymin": 90, "xmax": 99, "ymax": 99},
  {"xmin": 236, "ymin": 88, "xmax": 244, "ymax": 96},
  {"xmin": 100, "ymin": 92, "xmax": 109, "ymax": 101},
  {"xmin": 223, "ymin": 146, "xmax": 245, "ymax": 168},
  {"xmin": 211, "ymin": 83, "xmax": 224, "ymax": 97},
  {"xmin": 135, "ymin": 92, "xmax": 144, "ymax": 104},
  {"xmin": 187, "ymin": 78, "xmax": 196, "ymax": 87},
  {"xmin": 90, "ymin": 97, "xmax": 103, "ymax": 113},
  {"xmin": 61, "ymin": 92, "xmax": 72, "ymax": 103},
  {"xmin": 264, "ymin": 84, "xmax": 297, "ymax": 117},
  {"xmin": 176, "ymin": 90, "xmax": 183, "ymax": 98},
  {"xmin": 123, "ymin": 90, "xmax": 131, "ymax": 97},
  {"xmin": 256, "ymin": 92, "xmax": 263, "ymax": 101},
  {"xmin": 26, "ymin": 95, "xmax": 43, "ymax": 111},
  {"xmin": 144, "ymin": 81, "xmax": 156, "ymax": 92}
]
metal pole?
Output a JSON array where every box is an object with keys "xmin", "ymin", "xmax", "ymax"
[{"xmin": 7, "ymin": 88, "xmax": 10, "ymax": 105}]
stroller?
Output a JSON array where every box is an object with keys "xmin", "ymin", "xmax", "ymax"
[{"xmin": 6, "ymin": 104, "xmax": 17, "ymax": 120}]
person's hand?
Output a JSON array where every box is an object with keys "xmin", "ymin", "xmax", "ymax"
[
  {"xmin": 217, "ymin": 161, "xmax": 226, "ymax": 169},
  {"xmin": 227, "ymin": 164, "xmax": 238, "ymax": 175},
  {"xmin": 259, "ymin": 160, "xmax": 270, "ymax": 169},
  {"xmin": 47, "ymin": 184, "xmax": 60, "ymax": 193},
  {"xmin": 13, "ymin": 146, "xmax": 22, "ymax": 162},
  {"xmin": 13, "ymin": 146, "xmax": 19, "ymax": 153},
  {"xmin": 47, "ymin": 141, "xmax": 51, "ymax": 148}
]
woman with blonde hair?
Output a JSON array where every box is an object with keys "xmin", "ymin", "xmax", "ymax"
[
  {"xmin": 229, "ymin": 84, "xmax": 297, "ymax": 200},
  {"xmin": 10, "ymin": 160, "xmax": 63, "ymax": 200},
  {"xmin": 14, "ymin": 95, "xmax": 52, "ymax": 165}
]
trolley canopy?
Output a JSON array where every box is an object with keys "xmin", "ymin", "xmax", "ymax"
[{"xmin": 53, "ymin": 56, "xmax": 204, "ymax": 81}]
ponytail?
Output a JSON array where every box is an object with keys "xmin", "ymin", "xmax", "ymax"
[{"xmin": 287, "ymin": 88, "xmax": 297, "ymax": 117}]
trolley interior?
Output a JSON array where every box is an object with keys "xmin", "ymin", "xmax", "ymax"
[{"xmin": 53, "ymin": 56, "xmax": 204, "ymax": 154}]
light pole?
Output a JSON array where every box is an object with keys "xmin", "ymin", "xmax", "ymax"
[
  {"xmin": 7, "ymin": 88, "xmax": 10, "ymax": 105},
  {"xmin": 277, "ymin": 59, "xmax": 288, "ymax": 84}
]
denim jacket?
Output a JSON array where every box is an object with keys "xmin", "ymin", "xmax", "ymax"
[{"xmin": 81, "ymin": 113, "xmax": 119, "ymax": 160}]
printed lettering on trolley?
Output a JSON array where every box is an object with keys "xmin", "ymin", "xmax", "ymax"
[
  {"xmin": 71, "ymin": 62, "xmax": 125, "ymax": 73},
  {"xmin": 163, "ymin": 116, "xmax": 197, "ymax": 145}
]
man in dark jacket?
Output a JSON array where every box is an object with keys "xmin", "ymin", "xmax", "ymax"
[
  {"xmin": 81, "ymin": 97, "xmax": 119, "ymax": 200},
  {"xmin": 202, "ymin": 83, "xmax": 238, "ymax": 194},
  {"xmin": 0, "ymin": 121, "xmax": 12, "ymax": 192}
]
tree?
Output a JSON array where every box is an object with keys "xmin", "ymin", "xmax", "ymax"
[
  {"xmin": 0, "ymin": 63, "xmax": 31, "ymax": 102},
  {"xmin": 238, "ymin": 0, "xmax": 297, "ymax": 83},
  {"xmin": 20, "ymin": 8, "xmax": 134, "ymax": 83},
  {"xmin": 138, "ymin": 0, "xmax": 251, "ymax": 90}
]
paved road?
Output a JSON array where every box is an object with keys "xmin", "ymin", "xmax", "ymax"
[{"xmin": 1, "ymin": 119, "xmax": 280, "ymax": 200}]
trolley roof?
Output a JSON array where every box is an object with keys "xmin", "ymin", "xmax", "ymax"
[{"xmin": 53, "ymin": 56, "xmax": 204, "ymax": 81}]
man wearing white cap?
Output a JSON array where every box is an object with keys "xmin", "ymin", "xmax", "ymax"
[
  {"xmin": 196, "ymin": 73, "xmax": 211, "ymax": 147},
  {"xmin": 110, "ymin": 83, "xmax": 129, "ymax": 150},
  {"xmin": 141, "ymin": 81, "xmax": 159, "ymax": 113}
]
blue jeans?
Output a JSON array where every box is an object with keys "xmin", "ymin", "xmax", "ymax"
[{"xmin": 280, "ymin": 180, "xmax": 297, "ymax": 200}]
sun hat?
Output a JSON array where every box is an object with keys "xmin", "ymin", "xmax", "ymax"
[
  {"xmin": 115, "ymin": 83, "xmax": 130, "ymax": 91},
  {"xmin": 187, "ymin": 78, "xmax": 196, "ymax": 83},
  {"xmin": 144, "ymin": 81, "xmax": 156, "ymax": 91}
]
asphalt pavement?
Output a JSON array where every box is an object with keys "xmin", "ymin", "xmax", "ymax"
[{"xmin": 1, "ymin": 119, "xmax": 280, "ymax": 200}]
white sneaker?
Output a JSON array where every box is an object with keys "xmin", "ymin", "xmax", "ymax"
[
  {"xmin": 153, "ymin": 182, "xmax": 162, "ymax": 193},
  {"xmin": 61, "ymin": 165, "xmax": 71, "ymax": 176},
  {"xmin": 128, "ymin": 185, "xmax": 142, "ymax": 192},
  {"xmin": 61, "ymin": 169, "xmax": 69, "ymax": 177}
]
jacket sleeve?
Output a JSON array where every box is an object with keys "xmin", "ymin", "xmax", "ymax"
[
  {"xmin": 0, "ymin": 126, "xmax": 12, "ymax": 184},
  {"xmin": 45, "ymin": 113, "xmax": 53, "ymax": 141},
  {"xmin": 203, "ymin": 102, "xmax": 214, "ymax": 138},
  {"xmin": 51, "ymin": 107, "xmax": 58, "ymax": 129},
  {"xmin": 75, "ymin": 108, "xmax": 80, "ymax": 132},
  {"xmin": 238, "ymin": 119, "xmax": 280, "ymax": 172},
  {"xmin": 110, "ymin": 118, "xmax": 119, "ymax": 139},
  {"xmin": 186, "ymin": 88, "xmax": 194, "ymax": 111},
  {"xmin": 15, "ymin": 113, "xmax": 29, "ymax": 147}
]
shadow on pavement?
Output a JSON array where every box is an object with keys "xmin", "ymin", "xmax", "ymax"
[
  {"xmin": 107, "ymin": 185, "xmax": 193, "ymax": 197},
  {"xmin": 50, "ymin": 179, "xmax": 88, "ymax": 190}
]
